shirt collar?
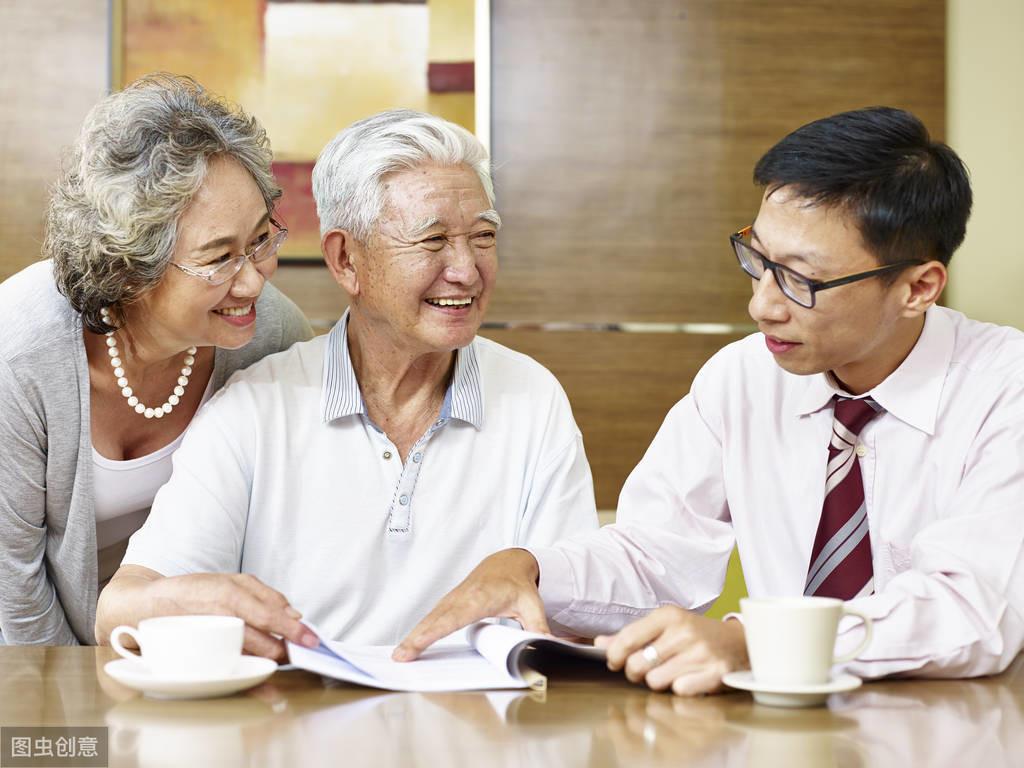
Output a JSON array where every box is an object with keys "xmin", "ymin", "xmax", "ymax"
[
  {"xmin": 321, "ymin": 311, "xmax": 364, "ymax": 422},
  {"xmin": 793, "ymin": 307, "xmax": 954, "ymax": 435},
  {"xmin": 448, "ymin": 337, "xmax": 485, "ymax": 428},
  {"xmin": 321, "ymin": 310, "xmax": 485, "ymax": 429}
]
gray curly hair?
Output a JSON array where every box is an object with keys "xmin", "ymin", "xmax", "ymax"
[
  {"xmin": 45, "ymin": 73, "xmax": 281, "ymax": 334},
  {"xmin": 312, "ymin": 109, "xmax": 498, "ymax": 242}
]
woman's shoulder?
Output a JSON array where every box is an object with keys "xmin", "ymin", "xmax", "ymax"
[
  {"xmin": 0, "ymin": 261, "xmax": 80, "ymax": 364},
  {"xmin": 254, "ymin": 280, "xmax": 313, "ymax": 345}
]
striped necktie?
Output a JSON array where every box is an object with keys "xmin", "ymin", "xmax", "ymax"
[{"xmin": 804, "ymin": 396, "xmax": 883, "ymax": 600}]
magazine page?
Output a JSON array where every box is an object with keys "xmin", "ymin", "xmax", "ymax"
[
  {"xmin": 467, "ymin": 622, "xmax": 606, "ymax": 690},
  {"xmin": 287, "ymin": 624, "xmax": 528, "ymax": 692}
]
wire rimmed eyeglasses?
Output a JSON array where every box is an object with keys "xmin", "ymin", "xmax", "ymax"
[{"xmin": 172, "ymin": 218, "xmax": 288, "ymax": 286}]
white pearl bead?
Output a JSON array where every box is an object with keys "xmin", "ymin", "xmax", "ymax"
[
  {"xmin": 101, "ymin": 307, "xmax": 110, "ymax": 317},
  {"xmin": 109, "ymin": 339, "xmax": 195, "ymax": 422}
]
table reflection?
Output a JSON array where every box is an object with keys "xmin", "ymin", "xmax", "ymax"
[
  {"xmin": 0, "ymin": 648, "xmax": 1019, "ymax": 768},
  {"xmin": 106, "ymin": 670, "xmax": 1023, "ymax": 768}
]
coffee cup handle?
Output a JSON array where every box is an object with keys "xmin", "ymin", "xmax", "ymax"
[
  {"xmin": 110, "ymin": 625, "xmax": 143, "ymax": 662},
  {"xmin": 832, "ymin": 608, "xmax": 873, "ymax": 664}
]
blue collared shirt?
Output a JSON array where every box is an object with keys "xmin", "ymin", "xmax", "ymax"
[
  {"xmin": 321, "ymin": 311, "xmax": 485, "ymax": 429},
  {"xmin": 321, "ymin": 312, "xmax": 485, "ymax": 534}
]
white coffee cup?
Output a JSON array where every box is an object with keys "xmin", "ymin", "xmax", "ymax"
[
  {"xmin": 110, "ymin": 615, "xmax": 244, "ymax": 679},
  {"xmin": 740, "ymin": 596, "xmax": 872, "ymax": 686}
]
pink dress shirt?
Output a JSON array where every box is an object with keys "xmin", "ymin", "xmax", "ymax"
[{"xmin": 534, "ymin": 306, "xmax": 1024, "ymax": 678}]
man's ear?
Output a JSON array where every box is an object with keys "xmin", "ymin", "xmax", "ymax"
[
  {"xmin": 901, "ymin": 261, "xmax": 947, "ymax": 318},
  {"xmin": 322, "ymin": 229, "xmax": 361, "ymax": 297}
]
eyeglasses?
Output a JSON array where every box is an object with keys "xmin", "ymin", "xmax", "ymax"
[
  {"xmin": 172, "ymin": 218, "xmax": 288, "ymax": 286},
  {"xmin": 730, "ymin": 225, "xmax": 921, "ymax": 309}
]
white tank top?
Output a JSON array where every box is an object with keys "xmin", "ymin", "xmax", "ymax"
[{"xmin": 93, "ymin": 377, "xmax": 213, "ymax": 583}]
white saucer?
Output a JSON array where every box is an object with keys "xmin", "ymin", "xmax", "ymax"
[
  {"xmin": 722, "ymin": 671, "xmax": 862, "ymax": 708},
  {"xmin": 104, "ymin": 656, "xmax": 277, "ymax": 700}
]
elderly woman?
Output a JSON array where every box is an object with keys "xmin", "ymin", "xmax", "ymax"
[
  {"xmin": 95, "ymin": 110, "xmax": 597, "ymax": 660},
  {"xmin": 0, "ymin": 74, "xmax": 312, "ymax": 645}
]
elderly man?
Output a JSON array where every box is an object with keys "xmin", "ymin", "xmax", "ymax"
[
  {"xmin": 96, "ymin": 110, "xmax": 597, "ymax": 656},
  {"xmin": 396, "ymin": 107, "xmax": 1024, "ymax": 693}
]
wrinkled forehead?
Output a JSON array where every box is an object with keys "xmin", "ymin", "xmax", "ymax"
[{"xmin": 378, "ymin": 164, "xmax": 493, "ymax": 229}]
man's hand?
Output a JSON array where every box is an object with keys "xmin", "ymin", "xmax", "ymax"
[
  {"xmin": 594, "ymin": 605, "xmax": 749, "ymax": 696},
  {"xmin": 152, "ymin": 572, "xmax": 321, "ymax": 660},
  {"xmin": 97, "ymin": 566, "xmax": 319, "ymax": 662},
  {"xmin": 393, "ymin": 548, "xmax": 547, "ymax": 661}
]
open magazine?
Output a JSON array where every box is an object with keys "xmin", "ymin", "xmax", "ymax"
[{"xmin": 287, "ymin": 621, "xmax": 606, "ymax": 692}]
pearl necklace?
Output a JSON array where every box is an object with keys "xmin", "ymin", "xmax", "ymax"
[{"xmin": 100, "ymin": 307, "xmax": 197, "ymax": 420}]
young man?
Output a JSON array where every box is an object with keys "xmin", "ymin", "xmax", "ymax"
[{"xmin": 395, "ymin": 107, "xmax": 1024, "ymax": 695}]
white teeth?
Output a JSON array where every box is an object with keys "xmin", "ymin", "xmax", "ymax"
[
  {"xmin": 215, "ymin": 304, "xmax": 252, "ymax": 317},
  {"xmin": 427, "ymin": 297, "xmax": 472, "ymax": 307}
]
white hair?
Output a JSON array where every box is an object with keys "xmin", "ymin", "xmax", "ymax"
[{"xmin": 312, "ymin": 109, "xmax": 498, "ymax": 241}]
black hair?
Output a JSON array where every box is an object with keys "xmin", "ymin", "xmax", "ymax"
[{"xmin": 753, "ymin": 107, "xmax": 972, "ymax": 267}]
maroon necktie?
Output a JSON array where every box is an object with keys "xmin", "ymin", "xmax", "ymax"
[{"xmin": 804, "ymin": 396, "xmax": 883, "ymax": 600}]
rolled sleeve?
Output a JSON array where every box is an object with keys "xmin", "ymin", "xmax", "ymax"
[{"xmin": 534, "ymin": 546, "xmax": 576, "ymax": 618}]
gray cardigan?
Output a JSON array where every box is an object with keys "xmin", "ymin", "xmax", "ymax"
[{"xmin": 0, "ymin": 261, "xmax": 313, "ymax": 645}]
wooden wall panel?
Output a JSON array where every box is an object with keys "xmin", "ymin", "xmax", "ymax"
[
  {"xmin": 487, "ymin": 0, "xmax": 946, "ymax": 325},
  {"xmin": 479, "ymin": 329, "xmax": 746, "ymax": 508},
  {"xmin": 0, "ymin": 0, "xmax": 109, "ymax": 281}
]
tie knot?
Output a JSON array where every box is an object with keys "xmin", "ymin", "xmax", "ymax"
[{"xmin": 833, "ymin": 396, "xmax": 882, "ymax": 436}]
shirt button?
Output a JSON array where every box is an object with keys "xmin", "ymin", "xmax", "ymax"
[
  {"xmin": 383, "ymin": 451, "xmax": 392, "ymax": 460},
  {"xmin": 413, "ymin": 453, "xmax": 422, "ymax": 463},
  {"xmin": 855, "ymin": 444, "xmax": 867, "ymax": 458},
  {"xmin": 399, "ymin": 494, "xmax": 409, "ymax": 506}
]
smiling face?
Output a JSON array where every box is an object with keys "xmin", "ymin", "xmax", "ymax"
[
  {"xmin": 126, "ymin": 154, "xmax": 277, "ymax": 352},
  {"xmin": 346, "ymin": 163, "xmax": 498, "ymax": 355},
  {"xmin": 746, "ymin": 187, "xmax": 928, "ymax": 393}
]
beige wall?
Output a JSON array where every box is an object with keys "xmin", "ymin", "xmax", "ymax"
[
  {"xmin": 946, "ymin": 0, "xmax": 1024, "ymax": 328},
  {"xmin": 0, "ymin": 0, "xmax": 109, "ymax": 280}
]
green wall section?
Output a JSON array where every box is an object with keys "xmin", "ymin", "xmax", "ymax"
[{"xmin": 705, "ymin": 549, "xmax": 747, "ymax": 619}]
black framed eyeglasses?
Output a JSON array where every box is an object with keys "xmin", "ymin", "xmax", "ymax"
[
  {"xmin": 730, "ymin": 225, "xmax": 922, "ymax": 309},
  {"xmin": 172, "ymin": 217, "xmax": 289, "ymax": 286}
]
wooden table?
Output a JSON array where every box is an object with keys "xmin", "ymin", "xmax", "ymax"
[{"xmin": 1, "ymin": 647, "xmax": 1020, "ymax": 767}]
